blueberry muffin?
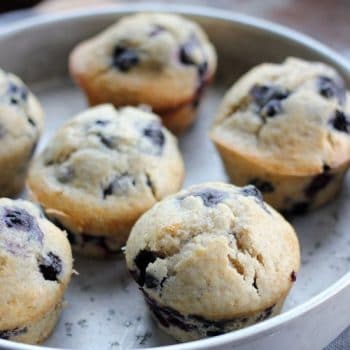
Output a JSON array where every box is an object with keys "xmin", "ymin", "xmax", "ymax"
[
  {"xmin": 125, "ymin": 182, "xmax": 300, "ymax": 341},
  {"xmin": 69, "ymin": 13, "xmax": 217, "ymax": 134},
  {"xmin": 0, "ymin": 68, "xmax": 44, "ymax": 197},
  {"xmin": 27, "ymin": 104, "xmax": 184, "ymax": 257},
  {"xmin": 0, "ymin": 198, "xmax": 72, "ymax": 344},
  {"xmin": 210, "ymin": 57, "xmax": 350, "ymax": 214}
]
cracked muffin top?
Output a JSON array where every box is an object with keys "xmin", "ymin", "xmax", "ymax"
[
  {"xmin": 0, "ymin": 68, "xmax": 43, "ymax": 158},
  {"xmin": 27, "ymin": 104, "xmax": 184, "ymax": 237},
  {"xmin": 0, "ymin": 198, "xmax": 72, "ymax": 330},
  {"xmin": 125, "ymin": 182, "xmax": 300, "ymax": 319},
  {"xmin": 210, "ymin": 57, "xmax": 350, "ymax": 175},
  {"xmin": 69, "ymin": 13, "xmax": 217, "ymax": 110}
]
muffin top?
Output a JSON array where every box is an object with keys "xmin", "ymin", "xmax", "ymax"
[
  {"xmin": 27, "ymin": 105, "xmax": 184, "ymax": 237},
  {"xmin": 211, "ymin": 57, "xmax": 350, "ymax": 175},
  {"xmin": 69, "ymin": 13, "xmax": 217, "ymax": 110},
  {"xmin": 0, "ymin": 198, "xmax": 72, "ymax": 329},
  {"xmin": 125, "ymin": 182, "xmax": 300, "ymax": 320},
  {"xmin": 0, "ymin": 68, "xmax": 44, "ymax": 157}
]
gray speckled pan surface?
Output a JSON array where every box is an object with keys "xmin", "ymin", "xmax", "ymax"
[{"xmin": 0, "ymin": 4, "xmax": 350, "ymax": 350}]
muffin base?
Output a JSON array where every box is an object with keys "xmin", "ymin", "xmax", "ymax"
[
  {"xmin": 158, "ymin": 101, "xmax": 198, "ymax": 134},
  {"xmin": 45, "ymin": 215, "xmax": 125, "ymax": 257},
  {"xmin": 0, "ymin": 302, "xmax": 62, "ymax": 345},
  {"xmin": 143, "ymin": 292, "xmax": 285, "ymax": 342},
  {"xmin": 0, "ymin": 148, "xmax": 35, "ymax": 198},
  {"xmin": 67, "ymin": 231, "xmax": 123, "ymax": 257},
  {"xmin": 81, "ymin": 76, "xmax": 212, "ymax": 135},
  {"xmin": 212, "ymin": 140, "xmax": 349, "ymax": 214}
]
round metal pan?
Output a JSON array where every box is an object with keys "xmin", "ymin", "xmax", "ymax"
[{"xmin": 0, "ymin": 4, "xmax": 350, "ymax": 350}]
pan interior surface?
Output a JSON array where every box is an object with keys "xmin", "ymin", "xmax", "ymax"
[{"xmin": 0, "ymin": 5, "xmax": 350, "ymax": 350}]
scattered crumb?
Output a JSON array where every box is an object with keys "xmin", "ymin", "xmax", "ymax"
[
  {"xmin": 124, "ymin": 321, "xmax": 132, "ymax": 328},
  {"xmin": 314, "ymin": 241, "xmax": 322, "ymax": 249},
  {"xmin": 64, "ymin": 322, "xmax": 73, "ymax": 337},
  {"xmin": 136, "ymin": 331, "xmax": 152, "ymax": 345},
  {"xmin": 77, "ymin": 319, "xmax": 88, "ymax": 328},
  {"xmin": 108, "ymin": 309, "xmax": 116, "ymax": 316},
  {"xmin": 80, "ymin": 284, "xmax": 92, "ymax": 292}
]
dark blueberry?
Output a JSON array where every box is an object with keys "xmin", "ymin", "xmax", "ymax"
[
  {"xmin": 252, "ymin": 275, "xmax": 258, "ymax": 291},
  {"xmin": 143, "ymin": 293, "xmax": 171, "ymax": 328},
  {"xmin": 318, "ymin": 76, "xmax": 346, "ymax": 105},
  {"xmin": 134, "ymin": 250, "xmax": 159, "ymax": 286},
  {"xmin": 179, "ymin": 35, "xmax": 208, "ymax": 78},
  {"xmin": 102, "ymin": 174, "xmax": 135, "ymax": 199},
  {"xmin": 144, "ymin": 273, "xmax": 159, "ymax": 289},
  {"xmin": 256, "ymin": 304, "xmax": 275, "ymax": 322},
  {"xmin": 92, "ymin": 120, "xmax": 114, "ymax": 148},
  {"xmin": 143, "ymin": 292, "xmax": 195, "ymax": 331},
  {"xmin": 27, "ymin": 116, "xmax": 36, "ymax": 127},
  {"xmin": 38, "ymin": 252, "xmax": 62, "ymax": 282},
  {"xmin": 7, "ymin": 82, "xmax": 19, "ymax": 94},
  {"xmin": 206, "ymin": 330, "xmax": 225, "ymax": 337},
  {"xmin": 305, "ymin": 165, "xmax": 333, "ymax": 197},
  {"xmin": 250, "ymin": 84, "xmax": 289, "ymax": 118},
  {"xmin": 56, "ymin": 166, "xmax": 75, "ymax": 183},
  {"xmin": 29, "ymin": 140, "xmax": 37, "ymax": 159},
  {"xmin": 290, "ymin": 270, "xmax": 297, "ymax": 282},
  {"xmin": 241, "ymin": 185, "xmax": 263, "ymax": 201},
  {"xmin": 10, "ymin": 97, "xmax": 18, "ymax": 105},
  {"xmin": 21, "ymin": 89, "xmax": 28, "ymax": 100},
  {"xmin": 7, "ymin": 82, "xmax": 28, "ymax": 105},
  {"xmin": 112, "ymin": 45, "xmax": 139, "ymax": 72},
  {"xmin": 97, "ymin": 133, "xmax": 114, "ymax": 149},
  {"xmin": 143, "ymin": 122, "xmax": 165, "ymax": 149},
  {"xmin": 250, "ymin": 84, "xmax": 289, "ymax": 107},
  {"xmin": 189, "ymin": 189, "xmax": 226, "ymax": 207},
  {"xmin": 190, "ymin": 314, "xmax": 217, "ymax": 328},
  {"xmin": 103, "ymin": 182, "xmax": 114, "ymax": 199},
  {"xmin": 241, "ymin": 185, "xmax": 271, "ymax": 214},
  {"xmin": 260, "ymin": 99, "xmax": 283, "ymax": 118},
  {"xmin": 149, "ymin": 25, "xmax": 165, "ymax": 37},
  {"xmin": 287, "ymin": 201, "xmax": 310, "ymax": 215},
  {"xmin": 143, "ymin": 292, "xmax": 247, "ymax": 336},
  {"xmin": 179, "ymin": 40, "xmax": 196, "ymax": 66},
  {"xmin": 198, "ymin": 61, "xmax": 208, "ymax": 77},
  {"xmin": 4, "ymin": 207, "xmax": 33, "ymax": 231},
  {"xmin": 249, "ymin": 179, "xmax": 274, "ymax": 193},
  {"xmin": 329, "ymin": 110, "xmax": 350, "ymax": 133},
  {"xmin": 95, "ymin": 119, "xmax": 110, "ymax": 126},
  {"xmin": 0, "ymin": 327, "xmax": 27, "ymax": 340},
  {"xmin": 146, "ymin": 174, "xmax": 156, "ymax": 197}
]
